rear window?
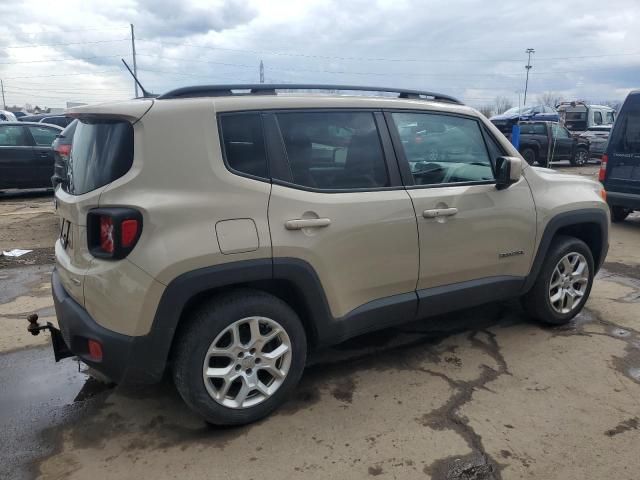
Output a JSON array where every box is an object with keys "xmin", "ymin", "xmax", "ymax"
[
  {"xmin": 609, "ymin": 98, "xmax": 640, "ymax": 155},
  {"xmin": 520, "ymin": 124, "xmax": 546, "ymax": 135},
  {"xmin": 64, "ymin": 120, "xmax": 134, "ymax": 195}
]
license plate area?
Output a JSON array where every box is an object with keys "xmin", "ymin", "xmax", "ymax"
[{"xmin": 59, "ymin": 219, "xmax": 72, "ymax": 250}]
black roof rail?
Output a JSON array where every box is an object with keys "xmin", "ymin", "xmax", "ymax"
[{"xmin": 157, "ymin": 84, "xmax": 463, "ymax": 104}]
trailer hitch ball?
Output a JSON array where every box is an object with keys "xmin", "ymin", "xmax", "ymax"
[{"xmin": 27, "ymin": 313, "xmax": 42, "ymax": 336}]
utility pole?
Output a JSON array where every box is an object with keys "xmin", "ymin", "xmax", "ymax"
[
  {"xmin": 130, "ymin": 24, "xmax": 139, "ymax": 97},
  {"xmin": 523, "ymin": 48, "xmax": 535, "ymax": 106},
  {"xmin": 1, "ymin": 80, "xmax": 6, "ymax": 109},
  {"xmin": 259, "ymin": 60, "xmax": 264, "ymax": 83}
]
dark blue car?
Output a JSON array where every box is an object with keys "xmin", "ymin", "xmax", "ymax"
[{"xmin": 490, "ymin": 105, "xmax": 559, "ymax": 136}]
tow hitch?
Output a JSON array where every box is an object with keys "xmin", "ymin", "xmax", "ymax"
[{"xmin": 27, "ymin": 313, "xmax": 73, "ymax": 361}]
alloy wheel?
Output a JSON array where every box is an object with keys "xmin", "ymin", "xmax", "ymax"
[
  {"xmin": 202, "ymin": 316, "xmax": 292, "ymax": 409},
  {"xmin": 548, "ymin": 252, "xmax": 590, "ymax": 314}
]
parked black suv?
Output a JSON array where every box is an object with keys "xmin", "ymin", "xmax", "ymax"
[{"xmin": 601, "ymin": 90, "xmax": 640, "ymax": 222}]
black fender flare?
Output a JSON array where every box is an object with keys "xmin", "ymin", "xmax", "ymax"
[
  {"xmin": 128, "ymin": 258, "xmax": 334, "ymax": 383},
  {"xmin": 522, "ymin": 208, "xmax": 609, "ymax": 293}
]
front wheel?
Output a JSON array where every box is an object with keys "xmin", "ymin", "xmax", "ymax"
[
  {"xmin": 172, "ymin": 289, "xmax": 307, "ymax": 425},
  {"xmin": 522, "ymin": 236, "xmax": 594, "ymax": 325},
  {"xmin": 571, "ymin": 147, "xmax": 589, "ymax": 166}
]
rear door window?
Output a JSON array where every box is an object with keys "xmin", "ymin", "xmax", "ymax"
[
  {"xmin": 276, "ymin": 111, "xmax": 389, "ymax": 190},
  {"xmin": 27, "ymin": 125, "xmax": 58, "ymax": 146},
  {"xmin": 65, "ymin": 120, "xmax": 134, "ymax": 195}
]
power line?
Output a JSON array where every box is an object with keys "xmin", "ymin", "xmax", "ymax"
[
  {"xmin": 0, "ymin": 70, "xmax": 122, "ymax": 80},
  {"xmin": 0, "ymin": 54, "xmax": 129, "ymax": 65},
  {"xmin": 137, "ymin": 39, "xmax": 640, "ymax": 64},
  {"xmin": 4, "ymin": 84, "xmax": 131, "ymax": 94},
  {"xmin": 4, "ymin": 38, "xmax": 130, "ymax": 49},
  {"xmin": 134, "ymin": 51, "xmax": 638, "ymax": 79}
]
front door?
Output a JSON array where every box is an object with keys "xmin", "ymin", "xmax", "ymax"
[
  {"xmin": 267, "ymin": 110, "xmax": 419, "ymax": 326},
  {"xmin": 0, "ymin": 124, "xmax": 34, "ymax": 189},
  {"xmin": 386, "ymin": 111, "xmax": 537, "ymax": 318}
]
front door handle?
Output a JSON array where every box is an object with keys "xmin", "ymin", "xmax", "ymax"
[
  {"xmin": 423, "ymin": 207, "xmax": 458, "ymax": 219},
  {"xmin": 285, "ymin": 218, "xmax": 331, "ymax": 230}
]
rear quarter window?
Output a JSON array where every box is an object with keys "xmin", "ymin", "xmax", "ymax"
[
  {"xmin": 65, "ymin": 120, "xmax": 134, "ymax": 195},
  {"xmin": 219, "ymin": 113, "xmax": 268, "ymax": 179}
]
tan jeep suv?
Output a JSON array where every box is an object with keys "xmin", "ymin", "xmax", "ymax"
[{"xmin": 49, "ymin": 85, "xmax": 609, "ymax": 425}]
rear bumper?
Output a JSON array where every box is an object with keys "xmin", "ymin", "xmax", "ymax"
[
  {"xmin": 606, "ymin": 191, "xmax": 640, "ymax": 210},
  {"xmin": 52, "ymin": 269, "xmax": 164, "ymax": 384}
]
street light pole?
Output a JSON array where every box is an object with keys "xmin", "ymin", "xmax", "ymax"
[
  {"xmin": 0, "ymin": 79, "xmax": 6, "ymax": 110},
  {"xmin": 523, "ymin": 48, "xmax": 535, "ymax": 106},
  {"xmin": 130, "ymin": 24, "xmax": 139, "ymax": 98}
]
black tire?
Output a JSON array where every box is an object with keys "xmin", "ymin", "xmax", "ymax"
[
  {"xmin": 571, "ymin": 147, "xmax": 589, "ymax": 166},
  {"xmin": 610, "ymin": 205, "xmax": 631, "ymax": 223},
  {"xmin": 522, "ymin": 236, "xmax": 594, "ymax": 325},
  {"xmin": 172, "ymin": 288, "xmax": 307, "ymax": 425},
  {"xmin": 521, "ymin": 148, "xmax": 537, "ymax": 166}
]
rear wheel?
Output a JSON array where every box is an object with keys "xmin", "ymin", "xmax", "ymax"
[
  {"xmin": 522, "ymin": 236, "xmax": 594, "ymax": 325},
  {"xmin": 521, "ymin": 148, "xmax": 537, "ymax": 166},
  {"xmin": 610, "ymin": 205, "xmax": 631, "ymax": 223},
  {"xmin": 172, "ymin": 289, "xmax": 307, "ymax": 425},
  {"xmin": 571, "ymin": 147, "xmax": 589, "ymax": 166}
]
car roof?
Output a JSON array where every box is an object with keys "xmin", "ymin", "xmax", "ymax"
[{"xmin": 68, "ymin": 93, "xmax": 479, "ymax": 119}]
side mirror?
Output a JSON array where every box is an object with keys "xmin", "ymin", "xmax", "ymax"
[{"xmin": 495, "ymin": 156, "xmax": 523, "ymax": 190}]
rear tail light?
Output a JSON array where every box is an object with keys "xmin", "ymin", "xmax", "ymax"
[
  {"xmin": 599, "ymin": 154, "xmax": 608, "ymax": 183},
  {"xmin": 55, "ymin": 143, "xmax": 71, "ymax": 161},
  {"xmin": 87, "ymin": 208, "xmax": 142, "ymax": 259}
]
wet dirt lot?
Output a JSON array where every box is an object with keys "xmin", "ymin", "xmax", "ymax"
[{"xmin": 1, "ymin": 168, "xmax": 639, "ymax": 480}]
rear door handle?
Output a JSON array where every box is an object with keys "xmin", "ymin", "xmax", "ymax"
[
  {"xmin": 285, "ymin": 218, "xmax": 331, "ymax": 230},
  {"xmin": 423, "ymin": 207, "xmax": 458, "ymax": 218}
]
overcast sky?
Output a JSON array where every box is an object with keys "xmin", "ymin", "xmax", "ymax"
[{"xmin": 0, "ymin": 0, "xmax": 638, "ymax": 110}]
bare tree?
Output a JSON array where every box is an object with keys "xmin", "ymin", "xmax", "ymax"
[
  {"xmin": 493, "ymin": 96, "xmax": 513, "ymax": 115},
  {"xmin": 538, "ymin": 91, "xmax": 563, "ymax": 108},
  {"xmin": 477, "ymin": 105, "xmax": 494, "ymax": 118}
]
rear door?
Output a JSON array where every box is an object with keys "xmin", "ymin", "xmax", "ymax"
[
  {"xmin": 0, "ymin": 124, "xmax": 34, "ymax": 189},
  {"xmin": 605, "ymin": 94, "xmax": 640, "ymax": 196},
  {"xmin": 267, "ymin": 110, "xmax": 419, "ymax": 328},
  {"xmin": 26, "ymin": 125, "xmax": 59, "ymax": 187}
]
